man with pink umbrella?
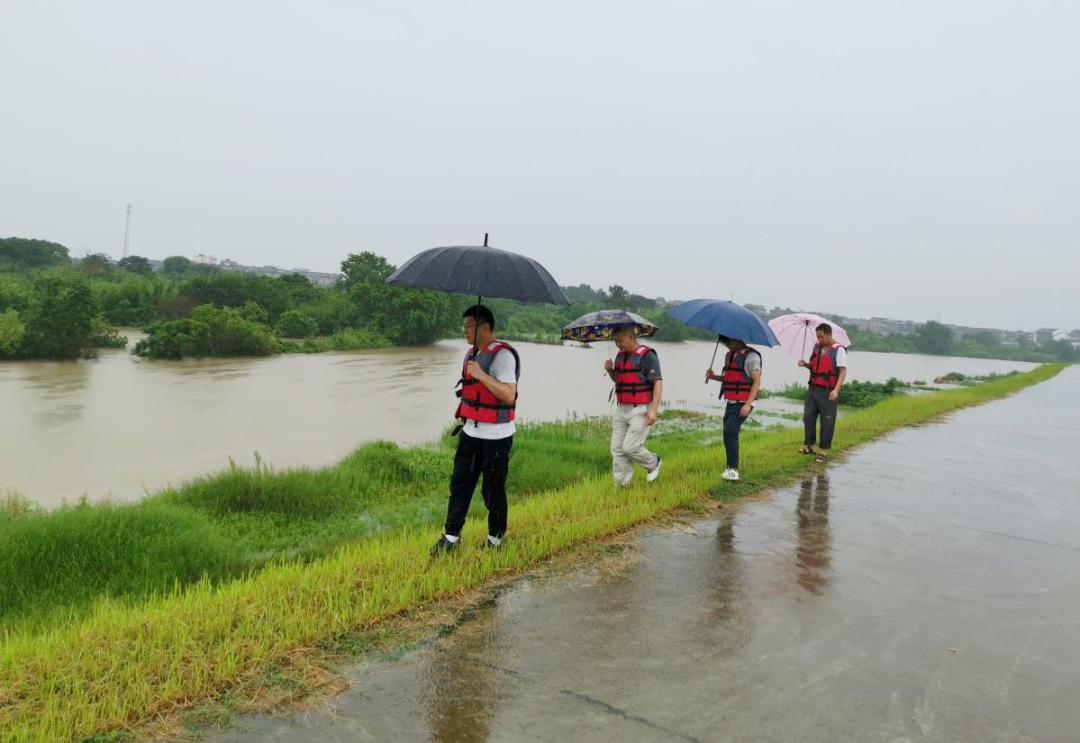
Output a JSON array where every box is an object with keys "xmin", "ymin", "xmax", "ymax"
[{"xmin": 767, "ymin": 314, "xmax": 851, "ymax": 464}]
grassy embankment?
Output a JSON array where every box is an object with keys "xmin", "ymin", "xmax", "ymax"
[{"xmin": 0, "ymin": 364, "xmax": 1065, "ymax": 742}]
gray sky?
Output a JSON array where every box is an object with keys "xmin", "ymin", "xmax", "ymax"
[{"xmin": 2, "ymin": 1, "xmax": 1078, "ymax": 331}]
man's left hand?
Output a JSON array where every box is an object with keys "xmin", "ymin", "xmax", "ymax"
[
  {"xmin": 739, "ymin": 403, "xmax": 752, "ymax": 418},
  {"xmin": 646, "ymin": 409, "xmax": 657, "ymax": 426},
  {"xmin": 828, "ymin": 388, "xmax": 840, "ymax": 401}
]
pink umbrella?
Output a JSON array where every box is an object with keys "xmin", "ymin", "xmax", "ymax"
[{"xmin": 767, "ymin": 313, "xmax": 851, "ymax": 360}]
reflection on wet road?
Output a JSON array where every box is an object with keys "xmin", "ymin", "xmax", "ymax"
[{"xmin": 205, "ymin": 368, "xmax": 1080, "ymax": 742}]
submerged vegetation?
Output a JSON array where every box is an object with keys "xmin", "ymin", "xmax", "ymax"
[
  {"xmin": 0, "ymin": 364, "xmax": 1063, "ymax": 742},
  {"xmin": 760, "ymin": 376, "xmax": 913, "ymax": 408}
]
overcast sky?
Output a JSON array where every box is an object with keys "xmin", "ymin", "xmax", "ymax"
[{"xmin": 2, "ymin": 1, "xmax": 1077, "ymax": 330}]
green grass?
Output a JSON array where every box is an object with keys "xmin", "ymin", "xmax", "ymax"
[
  {"xmin": 0, "ymin": 364, "xmax": 1064, "ymax": 742},
  {"xmin": 0, "ymin": 428, "xmax": 619, "ymax": 635}
]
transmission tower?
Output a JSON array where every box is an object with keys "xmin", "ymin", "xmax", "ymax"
[{"xmin": 122, "ymin": 204, "xmax": 133, "ymax": 258}]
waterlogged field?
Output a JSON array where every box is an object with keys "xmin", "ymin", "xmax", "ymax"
[{"xmin": 0, "ymin": 364, "xmax": 1065, "ymax": 742}]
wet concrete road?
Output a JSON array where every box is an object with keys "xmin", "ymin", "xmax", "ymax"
[{"xmin": 206, "ymin": 368, "xmax": 1080, "ymax": 743}]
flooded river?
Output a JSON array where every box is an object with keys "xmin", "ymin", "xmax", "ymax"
[
  {"xmin": 201, "ymin": 366, "xmax": 1080, "ymax": 743},
  {"xmin": 0, "ymin": 337, "xmax": 1036, "ymax": 507}
]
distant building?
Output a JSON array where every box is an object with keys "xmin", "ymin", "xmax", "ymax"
[
  {"xmin": 1035, "ymin": 328, "xmax": 1070, "ymax": 345},
  {"xmin": 946, "ymin": 325, "xmax": 1005, "ymax": 342},
  {"xmin": 194, "ymin": 254, "xmax": 218, "ymax": 266},
  {"xmin": 847, "ymin": 316, "xmax": 916, "ymax": 335}
]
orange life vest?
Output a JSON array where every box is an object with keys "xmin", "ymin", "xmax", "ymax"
[
  {"xmin": 456, "ymin": 341, "xmax": 520, "ymax": 423},
  {"xmin": 809, "ymin": 342, "xmax": 843, "ymax": 389},
  {"xmin": 614, "ymin": 345, "xmax": 655, "ymax": 405},
  {"xmin": 721, "ymin": 347, "xmax": 761, "ymax": 402}
]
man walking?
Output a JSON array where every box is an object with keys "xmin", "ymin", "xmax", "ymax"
[
  {"xmin": 431, "ymin": 305, "xmax": 519, "ymax": 555},
  {"xmin": 705, "ymin": 335, "xmax": 762, "ymax": 482},
  {"xmin": 604, "ymin": 326, "xmax": 663, "ymax": 486},
  {"xmin": 798, "ymin": 323, "xmax": 848, "ymax": 463}
]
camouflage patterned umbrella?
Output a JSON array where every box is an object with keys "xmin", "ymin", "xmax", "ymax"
[{"xmin": 560, "ymin": 309, "xmax": 658, "ymax": 343}]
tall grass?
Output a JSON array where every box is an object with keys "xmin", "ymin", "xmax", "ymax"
[
  {"xmin": 0, "ymin": 431, "xmax": 614, "ymax": 634},
  {"xmin": 0, "ymin": 364, "xmax": 1064, "ymax": 742}
]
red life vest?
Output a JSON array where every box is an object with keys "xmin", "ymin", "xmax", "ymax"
[
  {"xmin": 720, "ymin": 347, "xmax": 761, "ymax": 402},
  {"xmin": 809, "ymin": 342, "xmax": 843, "ymax": 389},
  {"xmin": 456, "ymin": 341, "xmax": 520, "ymax": 424},
  {"xmin": 614, "ymin": 345, "xmax": 656, "ymax": 405}
]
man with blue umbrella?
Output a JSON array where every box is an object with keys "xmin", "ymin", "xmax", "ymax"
[
  {"xmin": 705, "ymin": 335, "xmax": 763, "ymax": 482},
  {"xmin": 668, "ymin": 299, "xmax": 780, "ymax": 483}
]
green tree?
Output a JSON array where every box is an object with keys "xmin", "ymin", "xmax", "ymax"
[
  {"xmin": 18, "ymin": 274, "xmax": 97, "ymax": 359},
  {"xmin": 118, "ymin": 255, "xmax": 153, "ymax": 276},
  {"xmin": 179, "ymin": 274, "xmax": 290, "ymax": 321},
  {"xmin": 275, "ymin": 309, "xmax": 319, "ymax": 338},
  {"xmin": 0, "ymin": 237, "xmax": 70, "ymax": 270},
  {"xmin": 347, "ymin": 282, "xmax": 456, "ymax": 345},
  {"xmin": 277, "ymin": 273, "xmax": 318, "ymax": 303},
  {"xmin": 339, "ymin": 252, "xmax": 394, "ymax": 290},
  {"xmin": 608, "ymin": 284, "xmax": 629, "ymax": 303},
  {"xmin": 914, "ymin": 321, "xmax": 954, "ymax": 355},
  {"xmin": 970, "ymin": 330, "xmax": 1000, "ymax": 347},
  {"xmin": 161, "ymin": 256, "xmax": 194, "ymax": 277},
  {"xmin": 1044, "ymin": 339, "xmax": 1078, "ymax": 362},
  {"xmin": 134, "ymin": 305, "xmax": 277, "ymax": 359},
  {"xmin": 78, "ymin": 253, "xmax": 113, "ymax": 278},
  {"xmin": 0, "ymin": 309, "xmax": 25, "ymax": 356},
  {"xmin": 93, "ymin": 274, "xmax": 171, "ymax": 325}
]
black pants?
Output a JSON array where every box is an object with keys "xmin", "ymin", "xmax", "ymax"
[
  {"xmin": 723, "ymin": 401, "xmax": 751, "ymax": 469},
  {"xmin": 803, "ymin": 385, "xmax": 838, "ymax": 449},
  {"xmin": 445, "ymin": 433, "xmax": 513, "ymax": 539}
]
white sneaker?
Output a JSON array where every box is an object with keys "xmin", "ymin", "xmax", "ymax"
[
  {"xmin": 647, "ymin": 457, "xmax": 662, "ymax": 482},
  {"xmin": 721, "ymin": 468, "xmax": 740, "ymax": 481}
]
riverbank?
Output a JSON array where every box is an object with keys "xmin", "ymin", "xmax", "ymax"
[{"xmin": 0, "ymin": 364, "xmax": 1063, "ymax": 742}]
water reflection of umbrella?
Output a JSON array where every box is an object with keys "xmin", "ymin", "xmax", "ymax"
[
  {"xmin": 386, "ymin": 233, "xmax": 570, "ymax": 346},
  {"xmin": 768, "ymin": 313, "xmax": 851, "ymax": 361},
  {"xmin": 560, "ymin": 309, "xmax": 658, "ymax": 343},
  {"xmin": 667, "ymin": 299, "xmax": 779, "ymax": 384}
]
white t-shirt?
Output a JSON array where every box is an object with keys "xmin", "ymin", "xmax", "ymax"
[
  {"xmin": 834, "ymin": 345, "xmax": 848, "ymax": 367},
  {"xmin": 462, "ymin": 342, "xmax": 519, "ymax": 440}
]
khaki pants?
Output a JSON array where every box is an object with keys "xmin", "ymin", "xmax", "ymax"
[{"xmin": 611, "ymin": 404, "xmax": 659, "ymax": 485}]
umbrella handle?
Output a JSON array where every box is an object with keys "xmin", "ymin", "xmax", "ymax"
[{"xmin": 706, "ymin": 336, "xmax": 720, "ymax": 384}]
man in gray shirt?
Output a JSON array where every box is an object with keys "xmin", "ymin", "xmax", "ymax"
[{"xmin": 706, "ymin": 335, "xmax": 762, "ymax": 482}]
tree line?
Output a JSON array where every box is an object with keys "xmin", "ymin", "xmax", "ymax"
[{"xmin": 2, "ymin": 236, "xmax": 1074, "ymax": 362}]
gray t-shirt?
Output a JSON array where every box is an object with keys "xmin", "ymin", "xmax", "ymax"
[
  {"xmin": 743, "ymin": 350, "xmax": 762, "ymax": 375},
  {"xmin": 640, "ymin": 349, "xmax": 662, "ymax": 382}
]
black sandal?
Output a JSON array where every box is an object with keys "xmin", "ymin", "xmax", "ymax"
[
  {"xmin": 799, "ymin": 446, "xmax": 816, "ymax": 455},
  {"xmin": 814, "ymin": 453, "xmax": 828, "ymax": 464}
]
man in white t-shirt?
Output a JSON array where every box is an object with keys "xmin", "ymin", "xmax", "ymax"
[
  {"xmin": 431, "ymin": 305, "xmax": 520, "ymax": 555},
  {"xmin": 798, "ymin": 323, "xmax": 848, "ymax": 463}
]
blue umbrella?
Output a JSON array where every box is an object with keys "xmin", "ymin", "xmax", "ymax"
[{"xmin": 668, "ymin": 299, "xmax": 779, "ymax": 384}]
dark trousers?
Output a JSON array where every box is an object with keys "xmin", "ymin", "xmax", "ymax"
[
  {"xmin": 445, "ymin": 433, "xmax": 513, "ymax": 538},
  {"xmin": 723, "ymin": 401, "xmax": 751, "ymax": 469},
  {"xmin": 803, "ymin": 385, "xmax": 838, "ymax": 449}
]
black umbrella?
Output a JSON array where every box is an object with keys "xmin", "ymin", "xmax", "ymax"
[{"xmin": 386, "ymin": 234, "xmax": 570, "ymax": 347}]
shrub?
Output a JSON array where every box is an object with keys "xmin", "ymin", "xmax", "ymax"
[{"xmin": 275, "ymin": 309, "xmax": 318, "ymax": 339}]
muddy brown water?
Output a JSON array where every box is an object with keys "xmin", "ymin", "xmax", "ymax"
[
  {"xmin": 0, "ymin": 336, "xmax": 1036, "ymax": 507},
  {"xmin": 196, "ymin": 366, "xmax": 1080, "ymax": 743}
]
